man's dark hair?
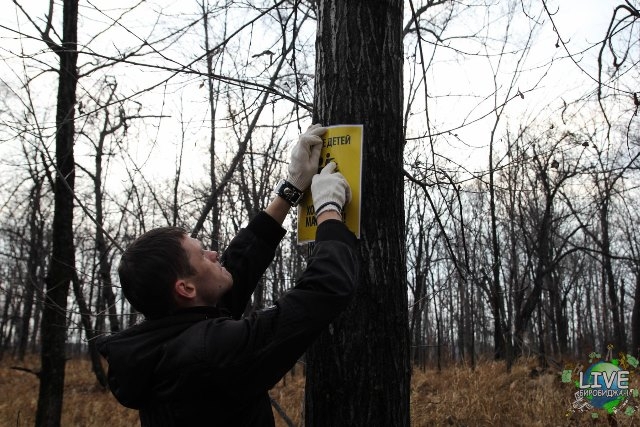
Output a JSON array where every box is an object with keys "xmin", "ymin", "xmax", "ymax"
[{"xmin": 118, "ymin": 227, "xmax": 195, "ymax": 318}]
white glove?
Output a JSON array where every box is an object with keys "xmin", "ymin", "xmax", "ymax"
[
  {"xmin": 311, "ymin": 162, "xmax": 352, "ymax": 216},
  {"xmin": 287, "ymin": 124, "xmax": 327, "ymax": 191}
]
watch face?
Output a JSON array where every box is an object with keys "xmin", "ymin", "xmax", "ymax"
[{"xmin": 276, "ymin": 180, "xmax": 303, "ymax": 206}]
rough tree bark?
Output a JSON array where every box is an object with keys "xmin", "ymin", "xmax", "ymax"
[
  {"xmin": 305, "ymin": 1, "xmax": 410, "ymax": 425},
  {"xmin": 35, "ymin": 0, "xmax": 79, "ymax": 425}
]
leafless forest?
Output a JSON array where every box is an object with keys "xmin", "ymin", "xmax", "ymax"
[{"xmin": 0, "ymin": 0, "xmax": 639, "ymax": 425}]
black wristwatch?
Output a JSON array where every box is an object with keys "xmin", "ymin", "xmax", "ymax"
[{"xmin": 274, "ymin": 179, "xmax": 304, "ymax": 207}]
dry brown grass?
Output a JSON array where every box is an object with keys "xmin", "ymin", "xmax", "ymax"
[
  {"xmin": 1, "ymin": 356, "xmax": 639, "ymax": 426},
  {"xmin": 0, "ymin": 356, "xmax": 138, "ymax": 426}
]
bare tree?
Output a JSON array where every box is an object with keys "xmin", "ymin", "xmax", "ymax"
[
  {"xmin": 305, "ymin": 1, "xmax": 410, "ymax": 425},
  {"xmin": 19, "ymin": 165, "xmax": 47, "ymax": 361},
  {"xmin": 31, "ymin": 0, "xmax": 79, "ymax": 425},
  {"xmin": 561, "ymin": 132, "xmax": 640, "ymax": 352},
  {"xmin": 621, "ymin": 193, "xmax": 640, "ymax": 354}
]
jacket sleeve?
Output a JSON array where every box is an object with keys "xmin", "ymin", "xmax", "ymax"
[
  {"xmin": 219, "ymin": 211, "xmax": 286, "ymax": 319},
  {"xmin": 204, "ymin": 219, "xmax": 359, "ymax": 396}
]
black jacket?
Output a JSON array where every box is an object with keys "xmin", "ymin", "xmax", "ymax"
[{"xmin": 97, "ymin": 212, "xmax": 358, "ymax": 426}]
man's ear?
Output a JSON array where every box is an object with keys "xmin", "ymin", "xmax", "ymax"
[{"xmin": 174, "ymin": 279, "xmax": 197, "ymax": 300}]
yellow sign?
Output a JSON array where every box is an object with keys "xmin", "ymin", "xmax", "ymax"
[{"xmin": 297, "ymin": 125, "xmax": 363, "ymax": 244}]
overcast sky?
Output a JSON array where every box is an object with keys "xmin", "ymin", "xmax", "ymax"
[{"xmin": 0, "ymin": 1, "xmax": 626, "ymax": 188}]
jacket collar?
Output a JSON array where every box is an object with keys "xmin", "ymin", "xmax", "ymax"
[{"xmin": 169, "ymin": 305, "xmax": 230, "ymax": 319}]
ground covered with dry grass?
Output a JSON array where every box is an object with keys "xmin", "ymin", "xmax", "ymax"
[{"xmin": 1, "ymin": 356, "xmax": 639, "ymax": 426}]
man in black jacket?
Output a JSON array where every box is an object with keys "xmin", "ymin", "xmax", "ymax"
[{"xmin": 97, "ymin": 125, "xmax": 358, "ymax": 426}]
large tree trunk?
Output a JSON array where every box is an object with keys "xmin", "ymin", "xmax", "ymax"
[
  {"xmin": 35, "ymin": 1, "xmax": 79, "ymax": 425},
  {"xmin": 305, "ymin": 1, "xmax": 410, "ymax": 425}
]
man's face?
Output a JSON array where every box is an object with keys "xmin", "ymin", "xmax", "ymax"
[{"xmin": 180, "ymin": 236, "xmax": 233, "ymax": 305}]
